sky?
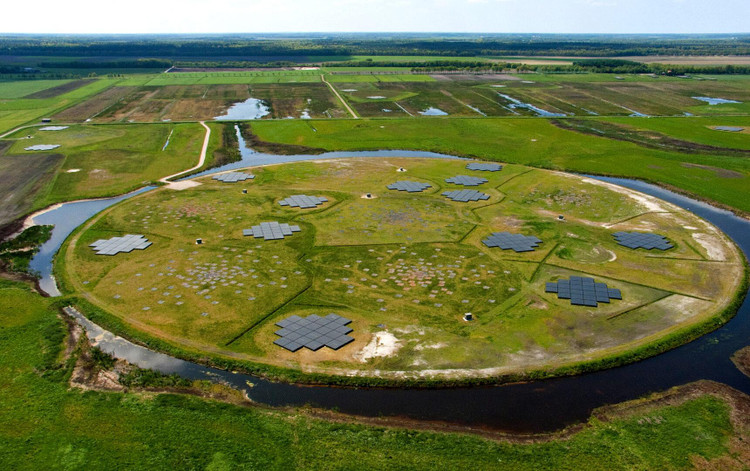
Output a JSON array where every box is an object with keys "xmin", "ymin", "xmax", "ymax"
[{"xmin": 1, "ymin": 0, "xmax": 748, "ymax": 35}]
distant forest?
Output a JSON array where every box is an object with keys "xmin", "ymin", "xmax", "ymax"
[{"xmin": 1, "ymin": 34, "xmax": 749, "ymax": 59}]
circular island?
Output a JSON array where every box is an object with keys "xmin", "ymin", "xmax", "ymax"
[{"xmin": 61, "ymin": 158, "xmax": 745, "ymax": 384}]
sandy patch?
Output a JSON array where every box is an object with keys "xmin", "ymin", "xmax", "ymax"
[
  {"xmin": 66, "ymin": 168, "xmax": 81, "ymax": 173},
  {"xmin": 580, "ymin": 175, "xmax": 671, "ymax": 213},
  {"xmin": 414, "ymin": 342, "xmax": 446, "ymax": 351},
  {"xmin": 360, "ymin": 193, "xmax": 378, "ymax": 199},
  {"xmin": 604, "ymin": 248, "xmax": 617, "ymax": 262},
  {"xmin": 651, "ymin": 295, "xmax": 714, "ymax": 323},
  {"xmin": 165, "ymin": 180, "xmax": 202, "ymax": 191},
  {"xmin": 692, "ymin": 232, "xmax": 727, "ymax": 261},
  {"xmin": 354, "ymin": 331, "xmax": 401, "ymax": 362}
]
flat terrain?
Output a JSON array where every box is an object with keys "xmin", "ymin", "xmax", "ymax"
[
  {"xmin": 251, "ymin": 117, "xmax": 750, "ymax": 215},
  {"xmin": 2, "ymin": 123, "xmax": 206, "ymax": 211},
  {"xmin": 0, "ymin": 78, "xmax": 117, "ymax": 134},
  {"xmin": 0, "ymin": 141, "xmax": 61, "ymax": 230},
  {"xmin": 63, "ymin": 158, "xmax": 743, "ymax": 379},
  {"xmin": 1, "ymin": 278, "xmax": 747, "ymax": 469}
]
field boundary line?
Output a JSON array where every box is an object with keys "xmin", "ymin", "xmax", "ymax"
[
  {"xmin": 606, "ymin": 293, "xmax": 672, "ymax": 320},
  {"xmin": 225, "ymin": 283, "xmax": 313, "ymax": 346},
  {"xmin": 322, "ymin": 75, "xmax": 358, "ymax": 119}
]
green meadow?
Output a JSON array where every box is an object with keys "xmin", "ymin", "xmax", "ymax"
[
  {"xmin": 0, "ymin": 278, "xmax": 744, "ymax": 470},
  {"xmin": 251, "ymin": 118, "xmax": 750, "ymax": 214},
  {"xmin": 61, "ymin": 158, "xmax": 742, "ymax": 379}
]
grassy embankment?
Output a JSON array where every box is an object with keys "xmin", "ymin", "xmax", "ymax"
[
  {"xmin": 0, "ymin": 278, "xmax": 746, "ymax": 469},
  {"xmin": 250, "ymin": 117, "xmax": 750, "ymax": 215}
]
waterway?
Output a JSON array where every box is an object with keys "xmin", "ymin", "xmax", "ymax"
[{"xmin": 28, "ymin": 140, "xmax": 750, "ymax": 433}]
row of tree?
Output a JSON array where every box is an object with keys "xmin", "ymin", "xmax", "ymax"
[{"xmin": 1, "ymin": 35, "xmax": 749, "ymax": 59}]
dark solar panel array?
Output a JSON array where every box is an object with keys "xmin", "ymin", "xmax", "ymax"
[
  {"xmin": 387, "ymin": 181, "xmax": 432, "ymax": 193},
  {"xmin": 613, "ymin": 231, "xmax": 673, "ymax": 250},
  {"xmin": 274, "ymin": 314, "xmax": 354, "ymax": 351},
  {"xmin": 445, "ymin": 175, "xmax": 488, "ymax": 186},
  {"xmin": 212, "ymin": 172, "xmax": 255, "ymax": 183},
  {"xmin": 482, "ymin": 232, "xmax": 542, "ymax": 252},
  {"xmin": 243, "ymin": 222, "xmax": 301, "ymax": 240},
  {"xmin": 466, "ymin": 162, "xmax": 503, "ymax": 172},
  {"xmin": 715, "ymin": 126, "xmax": 744, "ymax": 132},
  {"xmin": 279, "ymin": 195, "xmax": 328, "ymax": 209},
  {"xmin": 442, "ymin": 189, "xmax": 490, "ymax": 202},
  {"xmin": 90, "ymin": 234, "xmax": 151, "ymax": 256},
  {"xmin": 545, "ymin": 276, "xmax": 622, "ymax": 307}
]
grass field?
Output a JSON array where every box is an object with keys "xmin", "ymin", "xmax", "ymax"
[
  {"xmin": 250, "ymin": 117, "xmax": 750, "ymax": 215},
  {"xmin": 0, "ymin": 78, "xmax": 119, "ymax": 134},
  {"xmin": 0, "ymin": 79, "xmax": 77, "ymax": 99},
  {"xmin": 2, "ymin": 123, "xmax": 206, "ymax": 210},
  {"xmin": 0, "ymin": 278, "xmax": 744, "ymax": 469},
  {"xmin": 62, "ymin": 158, "xmax": 742, "ymax": 378},
  {"xmin": 603, "ymin": 116, "xmax": 750, "ymax": 150}
]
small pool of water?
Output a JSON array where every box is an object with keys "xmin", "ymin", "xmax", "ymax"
[
  {"xmin": 497, "ymin": 93, "xmax": 566, "ymax": 117},
  {"xmin": 214, "ymin": 98, "xmax": 270, "ymax": 120},
  {"xmin": 692, "ymin": 96, "xmax": 741, "ymax": 106},
  {"xmin": 419, "ymin": 107, "xmax": 448, "ymax": 116}
]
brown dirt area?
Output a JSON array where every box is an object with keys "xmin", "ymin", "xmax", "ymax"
[
  {"xmin": 681, "ymin": 162, "xmax": 745, "ymax": 179},
  {"xmin": 0, "ymin": 152, "xmax": 63, "ymax": 230},
  {"xmin": 54, "ymin": 86, "xmax": 137, "ymax": 122},
  {"xmin": 732, "ymin": 346, "xmax": 750, "ymax": 379},
  {"xmin": 430, "ymin": 73, "xmax": 521, "ymax": 82},
  {"xmin": 24, "ymin": 79, "xmax": 91, "ymax": 99}
]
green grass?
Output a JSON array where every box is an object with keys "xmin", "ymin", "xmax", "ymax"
[
  {"xmin": 4, "ymin": 123, "xmax": 206, "ymax": 209},
  {"xmin": 603, "ymin": 116, "xmax": 750, "ymax": 150},
  {"xmin": 141, "ymin": 71, "xmax": 324, "ymax": 86},
  {"xmin": 250, "ymin": 117, "xmax": 750, "ymax": 214},
  {"xmin": 0, "ymin": 78, "xmax": 118, "ymax": 134},
  {"xmin": 0, "ymin": 279, "xmax": 741, "ymax": 469},
  {"xmin": 0, "ymin": 79, "xmax": 75, "ymax": 99},
  {"xmin": 62, "ymin": 158, "xmax": 741, "ymax": 378},
  {"xmin": 325, "ymin": 74, "xmax": 435, "ymax": 83}
]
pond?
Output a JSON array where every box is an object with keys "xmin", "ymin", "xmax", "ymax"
[
  {"xmin": 214, "ymin": 98, "xmax": 271, "ymax": 120},
  {"xmin": 692, "ymin": 96, "xmax": 741, "ymax": 106},
  {"xmin": 419, "ymin": 107, "xmax": 448, "ymax": 116},
  {"xmin": 496, "ymin": 93, "xmax": 566, "ymax": 117}
]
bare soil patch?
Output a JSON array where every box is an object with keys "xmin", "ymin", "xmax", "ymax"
[
  {"xmin": 681, "ymin": 162, "xmax": 744, "ymax": 179},
  {"xmin": 732, "ymin": 346, "xmax": 750, "ymax": 379},
  {"xmin": 430, "ymin": 73, "xmax": 521, "ymax": 82},
  {"xmin": 54, "ymin": 86, "xmax": 137, "ymax": 122},
  {"xmin": 24, "ymin": 79, "xmax": 90, "ymax": 99},
  {"xmin": 0, "ymin": 152, "xmax": 63, "ymax": 230}
]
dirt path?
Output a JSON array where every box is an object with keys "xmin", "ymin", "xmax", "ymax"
[
  {"xmin": 0, "ymin": 123, "xmax": 48, "ymax": 139},
  {"xmin": 159, "ymin": 121, "xmax": 210, "ymax": 188},
  {"xmin": 322, "ymin": 75, "xmax": 358, "ymax": 119}
]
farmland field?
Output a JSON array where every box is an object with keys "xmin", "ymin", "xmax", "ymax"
[
  {"xmin": 3, "ymin": 123, "xmax": 207, "ymax": 210},
  {"xmin": 62, "ymin": 158, "xmax": 743, "ymax": 379}
]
